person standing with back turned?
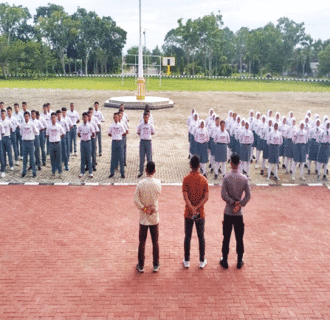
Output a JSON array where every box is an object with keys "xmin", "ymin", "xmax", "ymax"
[{"xmin": 220, "ymin": 153, "xmax": 251, "ymax": 269}]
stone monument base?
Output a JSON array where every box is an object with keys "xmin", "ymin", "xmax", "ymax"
[{"xmin": 104, "ymin": 96, "xmax": 174, "ymax": 110}]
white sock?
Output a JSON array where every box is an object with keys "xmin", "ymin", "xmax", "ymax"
[
  {"xmin": 214, "ymin": 162, "xmax": 220, "ymax": 174},
  {"xmin": 292, "ymin": 162, "xmax": 297, "ymax": 176},
  {"xmin": 201, "ymin": 163, "xmax": 206, "ymax": 174},
  {"xmin": 288, "ymin": 159, "xmax": 292, "ymax": 172},
  {"xmin": 324, "ymin": 164, "xmax": 328, "ymax": 176},
  {"xmin": 308, "ymin": 160, "xmax": 311, "ymax": 170},
  {"xmin": 250, "ymin": 147, "xmax": 255, "ymax": 161},
  {"xmin": 317, "ymin": 162, "xmax": 321, "ymax": 173},
  {"xmin": 268, "ymin": 165, "xmax": 272, "ymax": 179},
  {"xmin": 256, "ymin": 150, "xmax": 260, "ymax": 164},
  {"xmin": 246, "ymin": 162, "xmax": 250, "ymax": 176},
  {"xmin": 275, "ymin": 165, "xmax": 278, "ymax": 177},
  {"xmin": 210, "ymin": 155, "xmax": 214, "ymax": 168},
  {"xmin": 300, "ymin": 163, "xmax": 304, "ymax": 177},
  {"xmin": 221, "ymin": 162, "xmax": 226, "ymax": 175},
  {"xmin": 262, "ymin": 159, "xmax": 266, "ymax": 170}
]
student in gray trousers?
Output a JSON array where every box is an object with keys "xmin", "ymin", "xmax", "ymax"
[{"xmin": 220, "ymin": 153, "xmax": 251, "ymax": 269}]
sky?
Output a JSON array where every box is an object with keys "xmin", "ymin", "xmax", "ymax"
[{"xmin": 6, "ymin": 0, "xmax": 330, "ymax": 53}]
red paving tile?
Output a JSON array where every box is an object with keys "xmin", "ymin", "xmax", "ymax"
[{"xmin": 0, "ymin": 185, "xmax": 330, "ymax": 319}]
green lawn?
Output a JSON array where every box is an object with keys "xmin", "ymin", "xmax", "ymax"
[{"xmin": 1, "ymin": 76, "xmax": 330, "ymax": 92}]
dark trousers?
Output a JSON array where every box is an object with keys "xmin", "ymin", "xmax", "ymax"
[
  {"xmin": 222, "ymin": 214, "xmax": 245, "ymax": 261},
  {"xmin": 97, "ymin": 126, "xmax": 102, "ymax": 155},
  {"xmin": 138, "ymin": 224, "xmax": 159, "ymax": 268},
  {"xmin": 184, "ymin": 218, "xmax": 205, "ymax": 262},
  {"xmin": 34, "ymin": 135, "xmax": 41, "ymax": 167},
  {"xmin": 39, "ymin": 130, "xmax": 46, "ymax": 164},
  {"xmin": 10, "ymin": 131, "xmax": 18, "ymax": 161}
]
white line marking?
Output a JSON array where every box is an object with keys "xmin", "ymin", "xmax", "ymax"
[
  {"xmin": 308, "ymin": 183, "xmax": 323, "ymax": 186},
  {"xmin": 54, "ymin": 183, "xmax": 69, "ymax": 186},
  {"xmin": 256, "ymin": 184, "xmax": 269, "ymax": 186},
  {"xmin": 85, "ymin": 183, "xmax": 99, "ymax": 186},
  {"xmin": 24, "ymin": 182, "xmax": 39, "ymax": 186},
  {"xmin": 0, "ymin": 182, "xmax": 9, "ymax": 185},
  {"xmin": 281, "ymin": 184, "xmax": 298, "ymax": 187}
]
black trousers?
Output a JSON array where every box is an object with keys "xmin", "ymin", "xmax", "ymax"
[
  {"xmin": 138, "ymin": 224, "xmax": 159, "ymax": 268},
  {"xmin": 184, "ymin": 218, "xmax": 205, "ymax": 262},
  {"xmin": 222, "ymin": 214, "xmax": 245, "ymax": 260}
]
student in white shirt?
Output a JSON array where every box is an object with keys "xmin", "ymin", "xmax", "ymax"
[
  {"xmin": 316, "ymin": 120, "xmax": 330, "ymax": 180},
  {"xmin": 108, "ymin": 112, "xmax": 126, "ymax": 178},
  {"xmin": 188, "ymin": 113, "xmax": 199, "ymax": 158},
  {"xmin": 284, "ymin": 118, "xmax": 297, "ymax": 174},
  {"xmin": 0, "ymin": 109, "xmax": 14, "ymax": 172},
  {"xmin": 20, "ymin": 102, "xmax": 30, "ymax": 117},
  {"xmin": 46, "ymin": 112, "xmax": 65, "ymax": 177},
  {"xmin": 213, "ymin": 119, "xmax": 230, "ymax": 179},
  {"xmin": 87, "ymin": 110, "xmax": 99, "ymax": 172},
  {"xmin": 119, "ymin": 110, "xmax": 129, "ymax": 167},
  {"xmin": 31, "ymin": 110, "xmax": 44, "ymax": 171},
  {"xmin": 0, "ymin": 122, "xmax": 5, "ymax": 177},
  {"xmin": 67, "ymin": 103, "xmax": 80, "ymax": 156},
  {"xmin": 119, "ymin": 104, "xmax": 129, "ymax": 123},
  {"xmin": 137, "ymin": 112, "xmax": 155, "ymax": 178},
  {"xmin": 36, "ymin": 110, "xmax": 47, "ymax": 166},
  {"xmin": 239, "ymin": 120, "xmax": 254, "ymax": 178},
  {"xmin": 13, "ymin": 103, "xmax": 24, "ymax": 159},
  {"xmin": 292, "ymin": 121, "xmax": 308, "ymax": 181},
  {"xmin": 78, "ymin": 112, "xmax": 95, "ymax": 178},
  {"xmin": 194, "ymin": 120, "xmax": 210, "ymax": 176},
  {"xmin": 186, "ymin": 109, "xmax": 196, "ymax": 140},
  {"xmin": 267, "ymin": 122, "xmax": 283, "ymax": 181},
  {"xmin": 20, "ymin": 111, "xmax": 38, "ymax": 177},
  {"xmin": 134, "ymin": 161, "xmax": 161, "ymax": 273},
  {"xmin": 308, "ymin": 118, "xmax": 322, "ymax": 175},
  {"xmin": 40, "ymin": 104, "xmax": 51, "ymax": 156},
  {"xmin": 287, "ymin": 111, "xmax": 294, "ymax": 127},
  {"xmin": 255, "ymin": 115, "xmax": 266, "ymax": 168},
  {"xmin": 6, "ymin": 107, "xmax": 19, "ymax": 165},
  {"xmin": 205, "ymin": 109, "xmax": 214, "ymax": 127},
  {"xmin": 260, "ymin": 119, "xmax": 273, "ymax": 176},
  {"xmin": 61, "ymin": 107, "xmax": 73, "ymax": 163},
  {"xmin": 46, "ymin": 103, "xmax": 54, "ymax": 116},
  {"xmin": 93, "ymin": 101, "xmax": 105, "ymax": 156},
  {"xmin": 208, "ymin": 114, "xmax": 217, "ymax": 171},
  {"xmin": 56, "ymin": 110, "xmax": 70, "ymax": 171}
]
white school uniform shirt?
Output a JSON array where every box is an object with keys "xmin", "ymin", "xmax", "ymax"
[
  {"xmin": 240, "ymin": 129, "xmax": 254, "ymax": 144},
  {"xmin": 236, "ymin": 125, "xmax": 245, "ymax": 140},
  {"xmin": 46, "ymin": 123, "xmax": 65, "ymax": 142},
  {"xmin": 194, "ymin": 127, "xmax": 209, "ymax": 143},
  {"xmin": 30, "ymin": 118, "xmax": 44, "ymax": 136},
  {"xmin": 262, "ymin": 125, "xmax": 273, "ymax": 140},
  {"xmin": 108, "ymin": 122, "xmax": 125, "ymax": 140},
  {"xmin": 188, "ymin": 120, "xmax": 199, "ymax": 134},
  {"xmin": 230, "ymin": 122, "xmax": 240, "ymax": 136},
  {"xmin": 205, "ymin": 115, "xmax": 214, "ymax": 127},
  {"xmin": 119, "ymin": 119, "xmax": 128, "ymax": 132},
  {"xmin": 0, "ymin": 118, "xmax": 12, "ymax": 137},
  {"xmin": 309, "ymin": 126, "xmax": 322, "ymax": 140},
  {"xmin": 214, "ymin": 129, "xmax": 230, "ymax": 144},
  {"xmin": 13, "ymin": 111, "xmax": 24, "ymax": 127},
  {"xmin": 20, "ymin": 110, "xmax": 31, "ymax": 117},
  {"xmin": 93, "ymin": 110, "xmax": 105, "ymax": 123},
  {"xmin": 279, "ymin": 123, "xmax": 289, "ymax": 138},
  {"xmin": 20, "ymin": 121, "xmax": 38, "ymax": 140},
  {"xmin": 225, "ymin": 117, "xmax": 232, "ymax": 130},
  {"xmin": 186, "ymin": 114, "xmax": 194, "ymax": 127},
  {"xmin": 6, "ymin": 116, "xmax": 18, "ymax": 132},
  {"xmin": 123, "ymin": 112, "xmax": 129, "ymax": 122},
  {"xmin": 317, "ymin": 128, "xmax": 330, "ymax": 144},
  {"xmin": 78, "ymin": 122, "xmax": 94, "ymax": 141},
  {"xmin": 250, "ymin": 118, "xmax": 259, "ymax": 133},
  {"xmin": 0, "ymin": 123, "xmax": 5, "ymax": 140},
  {"xmin": 40, "ymin": 112, "xmax": 51, "ymax": 127},
  {"xmin": 63, "ymin": 115, "xmax": 73, "ymax": 130},
  {"xmin": 210, "ymin": 124, "xmax": 221, "ymax": 139},
  {"xmin": 208, "ymin": 121, "xmax": 216, "ymax": 136},
  {"xmin": 287, "ymin": 117, "xmax": 294, "ymax": 127},
  {"xmin": 140, "ymin": 113, "xmax": 154, "ymax": 125},
  {"xmin": 67, "ymin": 110, "xmax": 80, "ymax": 125},
  {"xmin": 137, "ymin": 121, "xmax": 155, "ymax": 140},
  {"xmin": 91, "ymin": 115, "xmax": 100, "ymax": 126},
  {"xmin": 256, "ymin": 122, "xmax": 266, "ymax": 137},
  {"xmin": 88, "ymin": 119, "xmax": 99, "ymax": 134},
  {"xmin": 38, "ymin": 116, "xmax": 48, "ymax": 129},
  {"xmin": 268, "ymin": 129, "xmax": 283, "ymax": 145},
  {"xmin": 293, "ymin": 129, "xmax": 308, "ymax": 144},
  {"xmin": 286, "ymin": 126, "xmax": 297, "ymax": 140},
  {"xmin": 57, "ymin": 118, "xmax": 70, "ymax": 134}
]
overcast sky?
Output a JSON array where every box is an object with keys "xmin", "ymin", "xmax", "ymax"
[{"xmin": 7, "ymin": 0, "xmax": 330, "ymax": 53}]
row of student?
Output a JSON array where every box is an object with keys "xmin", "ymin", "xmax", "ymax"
[{"xmin": 186, "ymin": 109, "xmax": 330, "ymax": 181}]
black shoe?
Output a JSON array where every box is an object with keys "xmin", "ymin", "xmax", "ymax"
[
  {"xmin": 188, "ymin": 155, "xmax": 190, "ymax": 159},
  {"xmin": 209, "ymin": 164, "xmax": 212, "ymax": 168},
  {"xmin": 32, "ymin": 173, "xmax": 37, "ymax": 177},
  {"xmin": 109, "ymin": 174, "xmax": 114, "ymax": 178},
  {"xmin": 220, "ymin": 258, "xmax": 228, "ymax": 269},
  {"xmin": 136, "ymin": 263, "xmax": 144, "ymax": 273},
  {"xmin": 243, "ymin": 170, "xmax": 246, "ymax": 174},
  {"xmin": 323, "ymin": 175, "xmax": 328, "ymax": 181},
  {"xmin": 138, "ymin": 173, "xmax": 143, "ymax": 178},
  {"xmin": 282, "ymin": 164, "xmax": 286, "ymax": 169},
  {"xmin": 308, "ymin": 169, "xmax": 310, "ymax": 175},
  {"xmin": 250, "ymin": 159, "xmax": 253, "ymax": 164},
  {"xmin": 121, "ymin": 175, "xmax": 125, "ymax": 178},
  {"xmin": 214, "ymin": 174, "xmax": 218, "ymax": 179},
  {"xmin": 290, "ymin": 170, "xmax": 293, "ymax": 174},
  {"xmin": 253, "ymin": 155, "xmax": 256, "ymax": 160},
  {"xmin": 28, "ymin": 166, "xmax": 32, "ymax": 171},
  {"xmin": 38, "ymin": 166, "xmax": 41, "ymax": 171},
  {"xmin": 237, "ymin": 259, "xmax": 244, "ymax": 269},
  {"xmin": 260, "ymin": 170, "xmax": 264, "ymax": 175},
  {"xmin": 204, "ymin": 174, "xmax": 207, "ymax": 178},
  {"xmin": 124, "ymin": 164, "xmax": 127, "ymax": 166},
  {"xmin": 42, "ymin": 162, "xmax": 46, "ymax": 166},
  {"xmin": 304, "ymin": 164, "xmax": 308, "ymax": 168},
  {"xmin": 21, "ymin": 173, "xmax": 26, "ymax": 178},
  {"xmin": 271, "ymin": 172, "xmax": 274, "ymax": 176},
  {"xmin": 93, "ymin": 166, "xmax": 97, "ymax": 172},
  {"xmin": 327, "ymin": 169, "xmax": 329, "ymax": 175},
  {"xmin": 227, "ymin": 159, "xmax": 230, "ymax": 163},
  {"xmin": 219, "ymin": 168, "xmax": 221, "ymax": 173},
  {"xmin": 210, "ymin": 168, "xmax": 214, "ymax": 172}
]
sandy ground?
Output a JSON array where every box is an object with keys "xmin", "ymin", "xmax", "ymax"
[{"xmin": 1, "ymin": 88, "xmax": 329, "ymax": 185}]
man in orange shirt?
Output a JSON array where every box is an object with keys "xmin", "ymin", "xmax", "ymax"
[{"xmin": 182, "ymin": 155, "xmax": 209, "ymax": 269}]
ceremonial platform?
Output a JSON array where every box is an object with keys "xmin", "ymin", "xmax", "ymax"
[{"xmin": 104, "ymin": 96, "xmax": 174, "ymax": 110}]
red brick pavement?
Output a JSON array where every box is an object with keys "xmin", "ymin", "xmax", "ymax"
[{"xmin": 0, "ymin": 185, "xmax": 330, "ymax": 319}]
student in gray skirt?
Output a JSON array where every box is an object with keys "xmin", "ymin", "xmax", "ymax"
[
  {"xmin": 239, "ymin": 120, "xmax": 254, "ymax": 178},
  {"xmin": 267, "ymin": 122, "xmax": 283, "ymax": 181},
  {"xmin": 316, "ymin": 120, "xmax": 330, "ymax": 180},
  {"xmin": 308, "ymin": 118, "xmax": 322, "ymax": 175},
  {"xmin": 260, "ymin": 119, "xmax": 273, "ymax": 176},
  {"xmin": 255, "ymin": 115, "xmax": 266, "ymax": 168},
  {"xmin": 292, "ymin": 121, "xmax": 308, "ymax": 181},
  {"xmin": 279, "ymin": 117, "xmax": 289, "ymax": 168},
  {"xmin": 194, "ymin": 120, "xmax": 210, "ymax": 176}
]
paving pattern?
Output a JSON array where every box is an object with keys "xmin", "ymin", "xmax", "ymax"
[{"xmin": 1, "ymin": 185, "xmax": 330, "ymax": 319}]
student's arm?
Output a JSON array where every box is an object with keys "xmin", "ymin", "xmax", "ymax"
[
  {"xmin": 183, "ymin": 191, "xmax": 196, "ymax": 214},
  {"xmin": 240, "ymin": 180, "xmax": 251, "ymax": 207},
  {"xmin": 221, "ymin": 178, "xmax": 236, "ymax": 205}
]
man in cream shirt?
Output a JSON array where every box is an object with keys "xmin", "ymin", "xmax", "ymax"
[{"xmin": 134, "ymin": 161, "xmax": 161, "ymax": 273}]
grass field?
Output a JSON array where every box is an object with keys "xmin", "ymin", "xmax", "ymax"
[{"xmin": 1, "ymin": 76, "xmax": 330, "ymax": 92}]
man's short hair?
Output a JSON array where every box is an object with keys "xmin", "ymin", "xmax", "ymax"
[
  {"xmin": 36, "ymin": 111, "xmax": 40, "ymax": 116},
  {"xmin": 22, "ymin": 102, "xmax": 27, "ymax": 105},
  {"xmin": 146, "ymin": 161, "xmax": 155, "ymax": 174},
  {"xmin": 43, "ymin": 104, "xmax": 47, "ymax": 108},
  {"xmin": 61, "ymin": 107, "xmax": 67, "ymax": 112},
  {"xmin": 220, "ymin": 120, "xmax": 225, "ymax": 125},
  {"xmin": 51, "ymin": 112, "xmax": 56, "ymax": 117},
  {"xmin": 190, "ymin": 155, "xmax": 200, "ymax": 169},
  {"xmin": 31, "ymin": 110, "xmax": 37, "ymax": 114},
  {"xmin": 88, "ymin": 107, "xmax": 94, "ymax": 111},
  {"xmin": 14, "ymin": 103, "xmax": 19, "ymax": 107},
  {"xmin": 6, "ymin": 106, "xmax": 12, "ymax": 111},
  {"xmin": 24, "ymin": 111, "xmax": 30, "ymax": 116},
  {"xmin": 94, "ymin": 101, "xmax": 99, "ymax": 105},
  {"xmin": 1, "ymin": 109, "xmax": 6, "ymax": 113},
  {"xmin": 231, "ymin": 153, "xmax": 240, "ymax": 166},
  {"xmin": 143, "ymin": 112, "xmax": 149, "ymax": 117},
  {"xmin": 56, "ymin": 110, "xmax": 61, "ymax": 114},
  {"xmin": 82, "ymin": 112, "xmax": 88, "ymax": 117}
]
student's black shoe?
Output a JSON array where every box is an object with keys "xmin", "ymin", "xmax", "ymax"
[
  {"xmin": 85, "ymin": 167, "xmax": 88, "ymax": 172},
  {"xmin": 21, "ymin": 173, "xmax": 26, "ymax": 178},
  {"xmin": 124, "ymin": 163, "xmax": 127, "ymax": 166},
  {"xmin": 250, "ymin": 159, "xmax": 253, "ymax": 164},
  {"xmin": 308, "ymin": 169, "xmax": 311, "ymax": 175},
  {"xmin": 209, "ymin": 164, "xmax": 212, "ymax": 168},
  {"xmin": 109, "ymin": 174, "xmax": 114, "ymax": 178},
  {"xmin": 260, "ymin": 170, "xmax": 264, "ymax": 175},
  {"xmin": 136, "ymin": 263, "xmax": 144, "ymax": 273},
  {"xmin": 204, "ymin": 174, "xmax": 207, "ymax": 178},
  {"xmin": 188, "ymin": 155, "xmax": 190, "ymax": 159},
  {"xmin": 138, "ymin": 173, "xmax": 143, "ymax": 178},
  {"xmin": 227, "ymin": 159, "xmax": 230, "ymax": 163},
  {"xmin": 323, "ymin": 175, "xmax": 328, "ymax": 181},
  {"xmin": 290, "ymin": 170, "xmax": 293, "ymax": 174},
  {"xmin": 32, "ymin": 173, "xmax": 37, "ymax": 177},
  {"xmin": 93, "ymin": 166, "xmax": 97, "ymax": 172},
  {"xmin": 253, "ymin": 155, "xmax": 256, "ymax": 160},
  {"xmin": 243, "ymin": 170, "xmax": 246, "ymax": 174},
  {"xmin": 38, "ymin": 166, "xmax": 41, "ymax": 171},
  {"xmin": 220, "ymin": 258, "xmax": 228, "ymax": 269},
  {"xmin": 99, "ymin": 154, "xmax": 102, "ymax": 157},
  {"xmin": 28, "ymin": 166, "xmax": 32, "ymax": 171},
  {"xmin": 271, "ymin": 172, "xmax": 274, "ymax": 176},
  {"xmin": 42, "ymin": 162, "xmax": 46, "ymax": 166},
  {"xmin": 304, "ymin": 164, "xmax": 308, "ymax": 168},
  {"xmin": 210, "ymin": 168, "xmax": 214, "ymax": 172},
  {"xmin": 327, "ymin": 169, "xmax": 329, "ymax": 175},
  {"xmin": 121, "ymin": 174, "xmax": 125, "ymax": 178},
  {"xmin": 282, "ymin": 164, "xmax": 286, "ymax": 169},
  {"xmin": 315, "ymin": 170, "xmax": 318, "ymax": 174},
  {"xmin": 214, "ymin": 174, "xmax": 218, "ymax": 179},
  {"xmin": 219, "ymin": 168, "xmax": 222, "ymax": 173},
  {"xmin": 237, "ymin": 259, "xmax": 244, "ymax": 269}
]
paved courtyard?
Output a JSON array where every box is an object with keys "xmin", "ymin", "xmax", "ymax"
[
  {"xmin": 0, "ymin": 89, "xmax": 329, "ymax": 186},
  {"xmin": 0, "ymin": 185, "xmax": 330, "ymax": 319}
]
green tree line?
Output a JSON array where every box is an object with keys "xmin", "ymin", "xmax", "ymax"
[{"xmin": 0, "ymin": 2, "xmax": 127, "ymax": 77}]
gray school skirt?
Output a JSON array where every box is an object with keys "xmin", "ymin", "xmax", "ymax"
[
  {"xmin": 279, "ymin": 138, "xmax": 286, "ymax": 157},
  {"xmin": 257, "ymin": 137, "xmax": 264, "ymax": 151},
  {"xmin": 214, "ymin": 143, "xmax": 227, "ymax": 163},
  {"xmin": 190, "ymin": 135, "xmax": 196, "ymax": 155},
  {"xmin": 210, "ymin": 137, "xmax": 216, "ymax": 155},
  {"xmin": 262, "ymin": 140, "xmax": 269, "ymax": 159},
  {"xmin": 252, "ymin": 131, "xmax": 258, "ymax": 148},
  {"xmin": 308, "ymin": 138, "xmax": 319, "ymax": 161},
  {"xmin": 293, "ymin": 143, "xmax": 307, "ymax": 163},
  {"xmin": 284, "ymin": 138, "xmax": 294, "ymax": 159},
  {"xmin": 196, "ymin": 142, "xmax": 209, "ymax": 163},
  {"xmin": 240, "ymin": 144, "xmax": 251, "ymax": 162},
  {"xmin": 269, "ymin": 144, "xmax": 280, "ymax": 164},
  {"xmin": 317, "ymin": 143, "xmax": 330, "ymax": 164}
]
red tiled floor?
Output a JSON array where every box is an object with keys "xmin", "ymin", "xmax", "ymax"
[{"xmin": 0, "ymin": 185, "xmax": 330, "ymax": 319}]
